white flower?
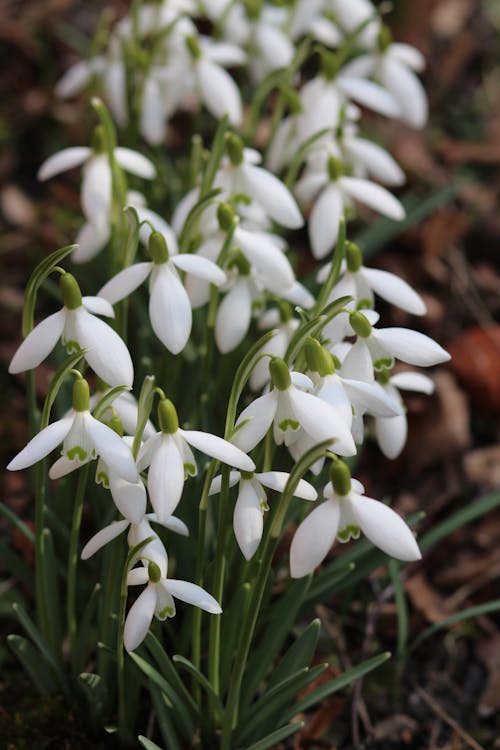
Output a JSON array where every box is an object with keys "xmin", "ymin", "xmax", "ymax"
[
  {"xmin": 99, "ymin": 231, "xmax": 226, "ymax": 354},
  {"xmin": 290, "ymin": 463, "xmax": 421, "ymax": 578},
  {"xmin": 374, "ymin": 370, "xmax": 435, "ymax": 459},
  {"xmin": 232, "ymin": 357, "xmax": 356, "ymax": 455},
  {"xmin": 9, "ymin": 272, "xmax": 134, "ymax": 388},
  {"xmin": 138, "ymin": 398, "xmax": 255, "ymax": 523},
  {"xmin": 7, "ymin": 378, "xmax": 138, "ymax": 482},
  {"xmin": 249, "ymin": 306, "xmax": 300, "ymax": 392},
  {"xmin": 124, "ymin": 561, "xmax": 221, "ymax": 652},
  {"xmin": 209, "ymin": 469, "xmax": 317, "ymax": 560},
  {"xmin": 81, "ymin": 513, "xmax": 188, "ymax": 561}
]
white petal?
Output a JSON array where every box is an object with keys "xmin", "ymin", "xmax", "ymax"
[
  {"xmin": 37, "ymin": 147, "xmax": 90, "ymax": 181},
  {"xmin": 164, "ymin": 579, "xmax": 222, "ymax": 614},
  {"xmin": 342, "ymin": 378, "xmax": 402, "ymax": 417},
  {"xmin": 232, "ymin": 390, "xmax": 277, "ymax": 452},
  {"xmin": 81, "ymin": 155, "xmax": 112, "ymax": 230},
  {"xmin": 149, "ymin": 266, "xmax": 192, "ymax": 354},
  {"xmin": 81, "ymin": 519, "xmax": 129, "ymax": 559},
  {"xmin": 124, "ymin": 584, "xmax": 157, "ymax": 651},
  {"xmin": 172, "ymin": 254, "xmax": 226, "ymax": 286},
  {"xmin": 340, "ymin": 340, "xmax": 374, "ymax": 383},
  {"xmin": 285, "ymin": 281, "xmax": 315, "ymax": 309},
  {"xmin": 374, "ymin": 328, "xmax": 450, "ymax": 366},
  {"xmin": 9, "ymin": 310, "xmax": 65, "ymax": 373},
  {"xmin": 390, "ymin": 43, "xmax": 426, "ymax": 72},
  {"xmin": 127, "ymin": 567, "xmax": 150, "ymax": 586},
  {"xmin": 99, "ymin": 263, "xmax": 152, "ymax": 304},
  {"xmin": 375, "ymin": 414, "xmax": 407, "ymax": 459},
  {"xmin": 361, "ymin": 267, "xmax": 426, "ymax": 315},
  {"xmin": 74, "ymin": 308, "xmax": 134, "ymax": 387},
  {"xmin": 49, "ymin": 455, "xmax": 84, "ymax": 479},
  {"xmin": 7, "ymin": 418, "xmax": 72, "ymax": 471},
  {"xmin": 148, "ymin": 436, "xmax": 185, "ymax": 522},
  {"xmin": 236, "ymin": 228, "xmax": 295, "ymax": 294},
  {"xmin": 137, "ymin": 432, "xmax": 161, "ymax": 472},
  {"xmin": 109, "ymin": 473, "xmax": 147, "ymax": 524},
  {"xmin": 215, "ymin": 279, "xmax": 252, "ymax": 354},
  {"xmin": 73, "ymin": 221, "xmax": 110, "ymax": 263},
  {"xmin": 136, "ymin": 208, "xmax": 178, "ymax": 253},
  {"xmin": 85, "ymin": 414, "xmax": 139, "ymax": 483},
  {"xmin": 290, "ymin": 500, "xmax": 340, "ymax": 577},
  {"xmin": 104, "ymin": 60, "xmax": 128, "ymax": 126},
  {"xmin": 337, "ymin": 76, "xmax": 400, "ymax": 118},
  {"xmin": 381, "ymin": 57, "xmax": 428, "ymax": 128},
  {"xmin": 140, "ymin": 75, "xmax": 168, "ymax": 145},
  {"xmin": 156, "ymin": 515, "xmax": 189, "ymax": 536},
  {"xmin": 242, "ymin": 164, "xmax": 303, "ymax": 229},
  {"xmin": 390, "ymin": 371, "xmax": 434, "ymax": 394},
  {"xmin": 256, "ymin": 471, "xmax": 317, "ymax": 501},
  {"xmin": 197, "ymin": 59, "xmax": 242, "ymax": 125},
  {"xmin": 114, "ymin": 147, "xmax": 156, "ymax": 179},
  {"xmin": 341, "ymin": 177, "xmax": 405, "ymax": 221},
  {"xmin": 294, "ymin": 172, "xmax": 328, "ymax": 207},
  {"xmin": 55, "ymin": 60, "xmax": 97, "ymax": 98},
  {"xmin": 288, "ymin": 388, "xmax": 357, "ymax": 456},
  {"xmin": 290, "ymin": 372, "xmax": 314, "ymax": 391},
  {"xmin": 345, "ymin": 137, "xmax": 405, "ymax": 186},
  {"xmin": 208, "ymin": 471, "xmax": 241, "ymax": 496},
  {"xmin": 82, "ymin": 296, "xmax": 115, "ymax": 318},
  {"xmin": 180, "ymin": 429, "xmax": 255, "ymax": 472},
  {"xmin": 309, "ymin": 184, "xmax": 343, "ymax": 260},
  {"xmin": 233, "ymin": 480, "xmax": 264, "ymax": 560},
  {"xmin": 351, "ymin": 495, "xmax": 421, "ymax": 561}
]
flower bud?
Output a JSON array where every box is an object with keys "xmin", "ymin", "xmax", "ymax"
[
  {"xmin": 330, "ymin": 460, "xmax": 351, "ymax": 496},
  {"xmin": 148, "ymin": 561, "xmax": 162, "ymax": 583},
  {"xmin": 328, "ymin": 156, "xmax": 343, "ymax": 181},
  {"xmin": 158, "ymin": 398, "xmax": 179, "ymax": 434},
  {"xmin": 349, "ymin": 311, "xmax": 372, "ymax": 338},
  {"xmin": 149, "ymin": 231, "xmax": 169, "ymax": 264},
  {"xmin": 60, "ymin": 272, "xmax": 83, "ymax": 310},
  {"xmin": 304, "ymin": 338, "xmax": 335, "ymax": 376},
  {"xmin": 226, "ymin": 134, "xmax": 244, "ymax": 166},
  {"xmin": 217, "ymin": 202, "xmax": 235, "ymax": 232},
  {"xmin": 72, "ymin": 377, "xmax": 90, "ymax": 413},
  {"xmin": 345, "ymin": 242, "xmax": 362, "ymax": 273},
  {"xmin": 269, "ymin": 357, "xmax": 291, "ymax": 391}
]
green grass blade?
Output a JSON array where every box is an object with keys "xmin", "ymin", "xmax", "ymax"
[
  {"xmin": 144, "ymin": 633, "xmax": 197, "ymax": 715},
  {"xmin": 149, "ymin": 685, "xmax": 182, "ymax": 750},
  {"xmin": 245, "ymin": 721, "xmax": 304, "ymax": 750},
  {"xmin": 75, "ymin": 583, "xmax": 101, "ymax": 674},
  {"xmin": 41, "ymin": 528, "xmax": 63, "ymax": 654},
  {"xmin": 7, "ymin": 634, "xmax": 58, "ymax": 695},
  {"xmin": 420, "ymin": 491, "xmax": 500, "ymax": 552},
  {"xmin": 0, "ymin": 502, "xmax": 35, "ymax": 543},
  {"xmin": 388, "ymin": 560, "xmax": 408, "ymax": 659},
  {"xmin": 138, "ymin": 736, "xmax": 165, "ymax": 750},
  {"xmin": 267, "ymin": 618, "xmax": 321, "ymax": 690},
  {"xmin": 410, "ymin": 599, "xmax": 500, "ymax": 652},
  {"xmin": 172, "ymin": 655, "xmax": 223, "ymax": 716}
]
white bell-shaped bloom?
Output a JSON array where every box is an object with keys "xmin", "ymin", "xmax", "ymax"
[
  {"xmin": 9, "ymin": 272, "xmax": 133, "ymax": 388},
  {"xmin": 232, "ymin": 357, "xmax": 356, "ymax": 455},
  {"xmin": 99, "ymin": 231, "xmax": 226, "ymax": 354},
  {"xmin": 249, "ymin": 307, "xmax": 300, "ymax": 392},
  {"xmin": 7, "ymin": 378, "xmax": 138, "ymax": 482},
  {"xmin": 374, "ymin": 370, "xmax": 435, "ymax": 459},
  {"xmin": 124, "ymin": 560, "xmax": 221, "ymax": 652},
  {"xmin": 138, "ymin": 398, "xmax": 255, "ymax": 523},
  {"xmin": 209, "ymin": 469, "xmax": 317, "ymax": 560},
  {"xmin": 290, "ymin": 463, "xmax": 421, "ymax": 578}
]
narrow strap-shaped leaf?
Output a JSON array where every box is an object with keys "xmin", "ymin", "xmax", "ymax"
[
  {"xmin": 132, "ymin": 375, "xmax": 155, "ymax": 460},
  {"xmin": 42, "ymin": 528, "xmax": 63, "ymax": 655},
  {"xmin": 138, "ymin": 736, "xmax": 165, "ymax": 750},
  {"xmin": 420, "ymin": 491, "xmax": 500, "ymax": 552},
  {"xmin": 144, "ymin": 632, "xmax": 197, "ymax": 715},
  {"xmin": 302, "ymin": 562, "xmax": 355, "ymax": 606},
  {"xmin": 149, "ymin": 685, "xmax": 181, "ymax": 750},
  {"xmin": 93, "ymin": 385, "xmax": 130, "ymax": 420},
  {"xmin": 40, "ymin": 350, "xmax": 85, "ymax": 428},
  {"xmin": 267, "ymin": 619, "xmax": 321, "ymax": 690},
  {"xmin": 388, "ymin": 560, "xmax": 409, "ymax": 658},
  {"xmin": 78, "ymin": 672, "xmax": 108, "ymax": 720},
  {"xmin": 74, "ymin": 583, "xmax": 101, "ymax": 674},
  {"xmin": 0, "ymin": 541, "xmax": 34, "ymax": 588},
  {"xmin": 0, "ymin": 501, "xmax": 35, "ymax": 543},
  {"xmin": 410, "ymin": 599, "xmax": 500, "ymax": 652},
  {"xmin": 245, "ymin": 721, "xmax": 304, "ymax": 750},
  {"xmin": 13, "ymin": 602, "xmax": 66, "ymax": 689},
  {"xmin": 178, "ymin": 188, "xmax": 222, "ymax": 253},
  {"xmin": 219, "ymin": 582, "xmax": 251, "ymax": 692},
  {"xmin": 7, "ymin": 634, "xmax": 57, "ymax": 695},
  {"xmin": 199, "ymin": 115, "xmax": 228, "ymax": 197},
  {"xmin": 172, "ymin": 655, "xmax": 224, "ymax": 717},
  {"xmin": 280, "ymin": 652, "xmax": 391, "ymax": 724},
  {"xmin": 22, "ymin": 243, "xmax": 76, "ymax": 337}
]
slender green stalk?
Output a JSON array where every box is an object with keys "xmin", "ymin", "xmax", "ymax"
[
  {"xmin": 67, "ymin": 464, "xmax": 90, "ymax": 668},
  {"xmin": 208, "ymin": 465, "xmax": 230, "ymax": 696}
]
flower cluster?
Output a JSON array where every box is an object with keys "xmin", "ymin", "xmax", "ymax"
[{"xmin": 8, "ymin": 0, "xmax": 449, "ymax": 664}]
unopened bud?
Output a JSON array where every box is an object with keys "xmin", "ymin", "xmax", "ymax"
[
  {"xmin": 149, "ymin": 231, "xmax": 169, "ymax": 264},
  {"xmin": 158, "ymin": 398, "xmax": 179, "ymax": 434},
  {"xmin": 72, "ymin": 378, "xmax": 90, "ymax": 413},
  {"xmin": 330, "ymin": 460, "xmax": 351, "ymax": 496},
  {"xmin": 345, "ymin": 242, "xmax": 362, "ymax": 273},
  {"xmin": 349, "ymin": 311, "xmax": 372, "ymax": 338},
  {"xmin": 304, "ymin": 338, "xmax": 335, "ymax": 376},
  {"xmin": 60, "ymin": 273, "xmax": 83, "ymax": 310},
  {"xmin": 226, "ymin": 134, "xmax": 244, "ymax": 166},
  {"xmin": 269, "ymin": 357, "xmax": 291, "ymax": 391}
]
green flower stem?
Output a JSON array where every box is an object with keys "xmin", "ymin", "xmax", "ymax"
[
  {"xmin": 208, "ymin": 464, "xmax": 230, "ymax": 698},
  {"xmin": 314, "ymin": 217, "xmax": 346, "ymax": 314},
  {"xmin": 67, "ymin": 463, "xmax": 90, "ymax": 670}
]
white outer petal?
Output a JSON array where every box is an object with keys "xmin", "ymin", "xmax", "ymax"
[
  {"xmin": 288, "ymin": 388, "xmax": 357, "ymax": 456},
  {"xmin": 341, "ymin": 378, "xmax": 402, "ymax": 417},
  {"xmin": 84, "ymin": 414, "xmax": 139, "ymax": 483},
  {"xmin": 9, "ymin": 310, "xmax": 65, "ymax": 373},
  {"xmin": 37, "ymin": 147, "xmax": 90, "ymax": 181},
  {"xmin": 309, "ymin": 184, "xmax": 343, "ymax": 260},
  {"xmin": 208, "ymin": 471, "xmax": 241, "ymax": 496},
  {"xmin": 233, "ymin": 479, "xmax": 264, "ymax": 560},
  {"xmin": 82, "ymin": 296, "xmax": 115, "ymax": 318},
  {"xmin": 148, "ymin": 436, "xmax": 185, "ymax": 522},
  {"xmin": 98, "ymin": 263, "xmax": 152, "ymax": 304},
  {"xmin": 374, "ymin": 328, "xmax": 451, "ymax": 366},
  {"xmin": 180, "ymin": 429, "xmax": 255, "ymax": 472},
  {"xmin": 215, "ymin": 279, "xmax": 252, "ymax": 354},
  {"xmin": 351, "ymin": 495, "xmax": 421, "ymax": 561},
  {"xmin": 361, "ymin": 267, "xmax": 426, "ymax": 315},
  {"xmin": 197, "ymin": 59, "xmax": 242, "ymax": 125},
  {"xmin": 232, "ymin": 390, "xmax": 278, "ymax": 452},
  {"xmin": 391, "ymin": 371, "xmax": 434, "ymax": 394},
  {"xmin": 74, "ymin": 308, "xmax": 134, "ymax": 387},
  {"xmin": 345, "ymin": 137, "xmax": 405, "ymax": 186},
  {"xmin": 149, "ymin": 265, "xmax": 192, "ymax": 354},
  {"xmin": 381, "ymin": 56, "xmax": 428, "ymax": 128},
  {"xmin": 73, "ymin": 221, "xmax": 110, "ymax": 263},
  {"xmin": 236, "ymin": 228, "xmax": 295, "ymax": 294},
  {"xmin": 375, "ymin": 414, "xmax": 407, "ymax": 459},
  {"xmin": 114, "ymin": 147, "xmax": 156, "ymax": 179},
  {"xmin": 242, "ymin": 164, "xmax": 304, "ymax": 229},
  {"xmin": 337, "ymin": 76, "xmax": 400, "ymax": 118},
  {"xmin": 171, "ymin": 254, "xmax": 226, "ymax": 286},
  {"xmin": 164, "ymin": 579, "xmax": 222, "ymax": 613},
  {"xmin": 109, "ymin": 473, "xmax": 147, "ymax": 524},
  {"xmin": 7, "ymin": 418, "xmax": 72, "ymax": 470},
  {"xmin": 81, "ymin": 519, "xmax": 129, "ymax": 560},
  {"xmin": 124, "ymin": 584, "xmax": 157, "ymax": 651},
  {"xmin": 256, "ymin": 471, "xmax": 317, "ymax": 501},
  {"xmin": 341, "ymin": 177, "xmax": 405, "ymax": 221},
  {"xmin": 81, "ymin": 155, "xmax": 112, "ymax": 230},
  {"xmin": 390, "ymin": 43, "xmax": 426, "ymax": 72},
  {"xmin": 290, "ymin": 500, "xmax": 340, "ymax": 578}
]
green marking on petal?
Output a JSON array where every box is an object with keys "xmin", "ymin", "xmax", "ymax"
[
  {"xmin": 158, "ymin": 605, "xmax": 175, "ymax": 619},
  {"xmin": 278, "ymin": 418, "xmax": 299, "ymax": 432},
  {"xmin": 374, "ymin": 357, "xmax": 394, "ymax": 370},
  {"xmin": 259, "ymin": 499, "xmax": 269, "ymax": 512},
  {"xmin": 338, "ymin": 525, "xmax": 360, "ymax": 542},
  {"xmin": 64, "ymin": 340, "xmax": 83, "ymax": 354},
  {"xmin": 184, "ymin": 462, "xmax": 196, "ymax": 477},
  {"xmin": 66, "ymin": 445, "xmax": 88, "ymax": 462},
  {"xmin": 96, "ymin": 470, "xmax": 109, "ymax": 488}
]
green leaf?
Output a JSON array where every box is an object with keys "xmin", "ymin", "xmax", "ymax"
[
  {"xmin": 0, "ymin": 501, "xmax": 35, "ymax": 543},
  {"xmin": 199, "ymin": 115, "xmax": 229, "ymax": 197},
  {"xmin": 144, "ymin": 632, "xmax": 197, "ymax": 715},
  {"xmin": 78, "ymin": 672, "xmax": 108, "ymax": 720},
  {"xmin": 132, "ymin": 375, "xmax": 156, "ymax": 459},
  {"xmin": 75, "ymin": 583, "xmax": 101, "ymax": 674},
  {"xmin": 40, "ymin": 350, "xmax": 86, "ymax": 429},
  {"xmin": 172, "ymin": 654, "xmax": 223, "ymax": 716},
  {"xmin": 41, "ymin": 528, "xmax": 63, "ymax": 653},
  {"xmin": 284, "ymin": 128, "xmax": 331, "ymax": 188},
  {"xmin": 420, "ymin": 491, "xmax": 500, "ymax": 551},
  {"xmin": 279, "ymin": 652, "xmax": 391, "ymax": 724},
  {"xmin": 267, "ymin": 618, "xmax": 321, "ymax": 690},
  {"xmin": 13, "ymin": 603, "xmax": 67, "ymax": 690},
  {"xmin": 138, "ymin": 736, "xmax": 165, "ymax": 750},
  {"xmin": 123, "ymin": 205, "xmax": 141, "ymax": 267},
  {"xmin": 93, "ymin": 385, "xmax": 131, "ymax": 420},
  {"xmin": 7, "ymin": 634, "xmax": 58, "ymax": 695},
  {"xmin": 149, "ymin": 686, "xmax": 182, "ymax": 750},
  {"xmin": 389, "ymin": 560, "xmax": 409, "ymax": 658},
  {"xmin": 0, "ymin": 541, "xmax": 34, "ymax": 588},
  {"xmin": 302, "ymin": 562, "xmax": 355, "ymax": 606},
  {"xmin": 22, "ymin": 244, "xmax": 76, "ymax": 337},
  {"xmin": 245, "ymin": 721, "xmax": 304, "ymax": 750},
  {"xmin": 410, "ymin": 600, "xmax": 500, "ymax": 652},
  {"xmin": 92, "ymin": 96, "xmax": 117, "ymax": 154}
]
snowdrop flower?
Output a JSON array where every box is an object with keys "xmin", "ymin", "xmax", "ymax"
[
  {"xmin": 290, "ymin": 460, "xmax": 421, "ymax": 577},
  {"xmin": 9, "ymin": 272, "xmax": 134, "ymax": 388},
  {"xmin": 318, "ymin": 242, "xmax": 426, "ymax": 316},
  {"xmin": 7, "ymin": 377, "xmax": 139, "ymax": 482},
  {"xmin": 341, "ymin": 27, "xmax": 428, "ymax": 128},
  {"xmin": 124, "ymin": 560, "xmax": 221, "ymax": 652},
  {"xmin": 209, "ymin": 469, "xmax": 317, "ymax": 560},
  {"xmin": 249, "ymin": 304, "xmax": 300, "ymax": 392},
  {"xmin": 99, "ymin": 231, "xmax": 226, "ymax": 354},
  {"xmin": 232, "ymin": 357, "xmax": 356, "ymax": 455},
  {"xmin": 374, "ymin": 369, "xmax": 435, "ymax": 459},
  {"xmin": 138, "ymin": 397, "xmax": 255, "ymax": 523},
  {"xmin": 295, "ymin": 155, "xmax": 405, "ymax": 259}
]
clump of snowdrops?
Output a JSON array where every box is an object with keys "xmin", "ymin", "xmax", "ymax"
[{"xmin": 7, "ymin": 1, "xmax": 450, "ymax": 747}]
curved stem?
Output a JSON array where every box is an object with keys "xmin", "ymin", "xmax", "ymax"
[{"xmin": 67, "ymin": 464, "xmax": 90, "ymax": 670}]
